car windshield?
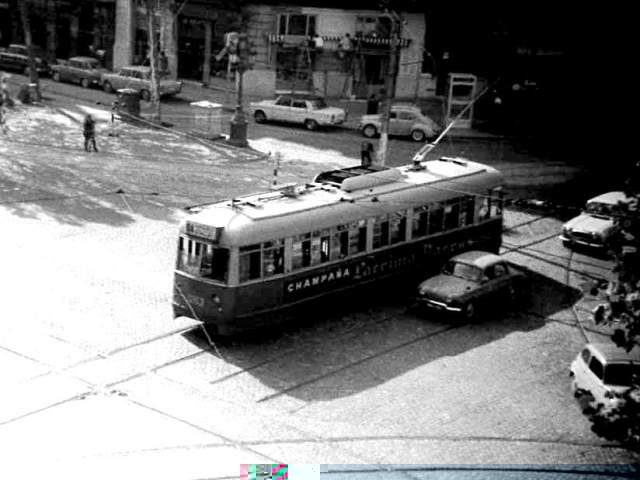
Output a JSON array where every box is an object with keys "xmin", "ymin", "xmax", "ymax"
[
  {"xmin": 310, "ymin": 98, "xmax": 328, "ymax": 109},
  {"xmin": 604, "ymin": 363, "xmax": 640, "ymax": 387},
  {"xmin": 442, "ymin": 261, "xmax": 483, "ymax": 282},
  {"xmin": 585, "ymin": 201, "xmax": 617, "ymax": 217}
]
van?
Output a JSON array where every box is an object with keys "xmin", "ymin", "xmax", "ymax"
[{"xmin": 570, "ymin": 343, "xmax": 640, "ymax": 410}]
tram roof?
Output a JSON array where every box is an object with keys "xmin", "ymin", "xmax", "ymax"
[{"xmin": 184, "ymin": 157, "xmax": 502, "ymax": 244}]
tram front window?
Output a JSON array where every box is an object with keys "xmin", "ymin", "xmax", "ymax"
[{"xmin": 178, "ymin": 236, "xmax": 229, "ymax": 282}]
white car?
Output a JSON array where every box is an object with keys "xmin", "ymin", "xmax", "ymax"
[
  {"xmin": 570, "ymin": 343, "xmax": 640, "ymax": 412},
  {"xmin": 560, "ymin": 191, "xmax": 633, "ymax": 250},
  {"xmin": 250, "ymin": 95, "xmax": 346, "ymax": 130},
  {"xmin": 359, "ymin": 104, "xmax": 441, "ymax": 142},
  {"xmin": 101, "ymin": 66, "xmax": 182, "ymax": 101}
]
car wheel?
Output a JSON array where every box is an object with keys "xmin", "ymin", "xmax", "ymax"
[
  {"xmin": 52, "ymin": 72, "xmax": 61, "ymax": 82},
  {"xmin": 463, "ymin": 302, "xmax": 475, "ymax": 321},
  {"xmin": 140, "ymin": 89, "xmax": 151, "ymax": 102},
  {"xmin": 411, "ymin": 129, "xmax": 426, "ymax": 142},
  {"xmin": 363, "ymin": 124, "xmax": 377, "ymax": 138},
  {"xmin": 81, "ymin": 78, "xmax": 90, "ymax": 89},
  {"xmin": 254, "ymin": 110, "xmax": 267, "ymax": 123},
  {"xmin": 103, "ymin": 81, "xmax": 113, "ymax": 93},
  {"xmin": 305, "ymin": 119, "xmax": 318, "ymax": 131}
]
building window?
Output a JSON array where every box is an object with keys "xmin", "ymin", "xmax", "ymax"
[{"xmin": 278, "ymin": 14, "xmax": 316, "ymax": 36}]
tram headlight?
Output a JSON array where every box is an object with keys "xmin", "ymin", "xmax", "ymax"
[{"xmin": 211, "ymin": 294, "xmax": 221, "ymax": 305}]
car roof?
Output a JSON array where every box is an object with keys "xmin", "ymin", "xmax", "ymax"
[
  {"xmin": 70, "ymin": 56, "xmax": 98, "ymax": 62},
  {"xmin": 392, "ymin": 104, "xmax": 421, "ymax": 112},
  {"xmin": 121, "ymin": 65, "xmax": 151, "ymax": 72},
  {"xmin": 587, "ymin": 191, "xmax": 631, "ymax": 205},
  {"xmin": 587, "ymin": 343, "xmax": 640, "ymax": 363},
  {"xmin": 450, "ymin": 250, "xmax": 503, "ymax": 269}
]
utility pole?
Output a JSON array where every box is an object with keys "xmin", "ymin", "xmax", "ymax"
[{"xmin": 376, "ymin": 13, "xmax": 401, "ymax": 167}]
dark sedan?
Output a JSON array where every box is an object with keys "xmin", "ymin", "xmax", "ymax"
[
  {"xmin": 416, "ymin": 250, "xmax": 529, "ymax": 320},
  {"xmin": 51, "ymin": 56, "xmax": 106, "ymax": 88}
]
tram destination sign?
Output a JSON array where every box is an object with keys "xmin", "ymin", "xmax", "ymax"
[{"xmin": 186, "ymin": 221, "xmax": 219, "ymax": 240}]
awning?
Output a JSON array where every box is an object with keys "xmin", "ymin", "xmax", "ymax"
[{"xmin": 267, "ymin": 34, "xmax": 411, "ymax": 49}]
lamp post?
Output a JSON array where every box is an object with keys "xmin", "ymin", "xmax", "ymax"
[
  {"xmin": 228, "ymin": 64, "xmax": 248, "ymax": 147},
  {"xmin": 228, "ymin": 33, "xmax": 250, "ymax": 147}
]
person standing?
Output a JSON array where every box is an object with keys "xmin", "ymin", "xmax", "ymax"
[
  {"xmin": 366, "ymin": 93, "xmax": 379, "ymax": 115},
  {"xmin": 83, "ymin": 114, "xmax": 98, "ymax": 152}
]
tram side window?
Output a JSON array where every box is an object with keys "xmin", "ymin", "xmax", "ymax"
[
  {"xmin": 428, "ymin": 203, "xmax": 444, "ymax": 235},
  {"xmin": 412, "ymin": 205, "xmax": 429, "ymax": 238},
  {"xmin": 463, "ymin": 196, "xmax": 475, "ymax": 225},
  {"xmin": 331, "ymin": 224, "xmax": 349, "ymax": 260},
  {"xmin": 262, "ymin": 240, "xmax": 284, "ymax": 277},
  {"xmin": 201, "ymin": 245, "xmax": 229, "ymax": 282},
  {"xmin": 320, "ymin": 230, "xmax": 331, "ymax": 263},
  {"xmin": 390, "ymin": 210, "xmax": 407, "ymax": 244},
  {"xmin": 444, "ymin": 199, "xmax": 461, "ymax": 231},
  {"xmin": 292, "ymin": 233, "xmax": 312, "ymax": 269},
  {"xmin": 349, "ymin": 220, "xmax": 367, "ymax": 254},
  {"xmin": 373, "ymin": 214, "xmax": 390, "ymax": 249},
  {"xmin": 239, "ymin": 244, "xmax": 262, "ymax": 282},
  {"xmin": 491, "ymin": 188, "xmax": 504, "ymax": 216}
]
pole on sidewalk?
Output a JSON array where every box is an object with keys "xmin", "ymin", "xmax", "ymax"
[
  {"xmin": 375, "ymin": 14, "xmax": 401, "ymax": 167},
  {"xmin": 228, "ymin": 65, "xmax": 248, "ymax": 147}
]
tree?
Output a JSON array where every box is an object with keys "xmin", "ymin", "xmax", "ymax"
[
  {"xmin": 145, "ymin": 0, "xmax": 161, "ymax": 121},
  {"xmin": 587, "ymin": 168, "xmax": 640, "ymax": 449},
  {"xmin": 18, "ymin": 0, "xmax": 41, "ymax": 101}
]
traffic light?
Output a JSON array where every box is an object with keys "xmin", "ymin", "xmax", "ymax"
[{"xmin": 237, "ymin": 33, "xmax": 256, "ymax": 70}]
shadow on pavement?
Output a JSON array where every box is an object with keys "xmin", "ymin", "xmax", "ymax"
[{"xmin": 184, "ymin": 269, "xmax": 581, "ymax": 402}]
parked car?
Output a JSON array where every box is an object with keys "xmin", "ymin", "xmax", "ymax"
[
  {"xmin": 560, "ymin": 191, "xmax": 634, "ymax": 251},
  {"xmin": 570, "ymin": 342, "xmax": 640, "ymax": 412},
  {"xmin": 0, "ymin": 43, "xmax": 50, "ymax": 76},
  {"xmin": 101, "ymin": 65, "xmax": 182, "ymax": 101},
  {"xmin": 416, "ymin": 250, "xmax": 529, "ymax": 320},
  {"xmin": 359, "ymin": 104, "xmax": 440, "ymax": 142},
  {"xmin": 249, "ymin": 95, "xmax": 346, "ymax": 130},
  {"xmin": 51, "ymin": 56, "xmax": 106, "ymax": 88}
]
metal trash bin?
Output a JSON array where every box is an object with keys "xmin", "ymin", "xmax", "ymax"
[
  {"xmin": 189, "ymin": 100, "xmax": 224, "ymax": 140},
  {"xmin": 116, "ymin": 88, "xmax": 140, "ymax": 117}
]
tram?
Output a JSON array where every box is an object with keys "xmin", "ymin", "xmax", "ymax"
[{"xmin": 172, "ymin": 157, "xmax": 504, "ymax": 335}]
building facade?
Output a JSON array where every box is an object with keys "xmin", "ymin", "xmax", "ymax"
[{"xmin": 242, "ymin": 3, "xmax": 434, "ymax": 99}]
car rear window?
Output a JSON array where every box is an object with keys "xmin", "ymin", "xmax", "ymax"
[{"xmin": 604, "ymin": 363, "xmax": 640, "ymax": 387}]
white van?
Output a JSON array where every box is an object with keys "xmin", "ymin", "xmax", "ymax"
[{"xmin": 570, "ymin": 343, "xmax": 640, "ymax": 410}]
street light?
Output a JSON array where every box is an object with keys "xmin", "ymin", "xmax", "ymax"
[{"xmin": 227, "ymin": 33, "xmax": 251, "ymax": 147}]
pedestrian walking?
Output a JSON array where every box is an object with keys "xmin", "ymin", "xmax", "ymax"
[
  {"xmin": 366, "ymin": 93, "xmax": 379, "ymax": 115},
  {"xmin": 83, "ymin": 113, "xmax": 98, "ymax": 152},
  {"xmin": 360, "ymin": 141, "xmax": 374, "ymax": 167}
]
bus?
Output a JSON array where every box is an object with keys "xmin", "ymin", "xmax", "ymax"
[{"xmin": 172, "ymin": 157, "xmax": 504, "ymax": 335}]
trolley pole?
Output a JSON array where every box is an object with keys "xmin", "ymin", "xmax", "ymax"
[{"xmin": 376, "ymin": 14, "xmax": 401, "ymax": 167}]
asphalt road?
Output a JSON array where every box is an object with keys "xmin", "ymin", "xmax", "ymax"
[{"xmin": 0, "ymin": 74, "xmax": 637, "ymax": 475}]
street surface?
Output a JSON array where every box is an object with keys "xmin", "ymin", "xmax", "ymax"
[{"xmin": 0, "ymin": 75, "xmax": 637, "ymax": 477}]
